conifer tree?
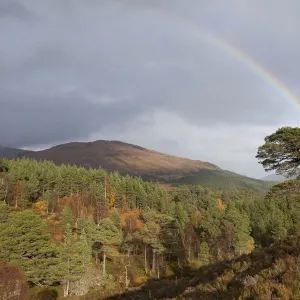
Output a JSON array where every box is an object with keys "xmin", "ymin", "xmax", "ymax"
[
  {"xmin": 0, "ymin": 210, "xmax": 61, "ymax": 285},
  {"xmin": 61, "ymin": 225, "xmax": 91, "ymax": 297},
  {"xmin": 110, "ymin": 209, "xmax": 121, "ymax": 229},
  {"xmin": 0, "ymin": 202, "xmax": 9, "ymax": 224},
  {"xmin": 94, "ymin": 218, "xmax": 122, "ymax": 276},
  {"xmin": 174, "ymin": 203, "xmax": 188, "ymax": 230},
  {"xmin": 198, "ymin": 242, "xmax": 211, "ymax": 266},
  {"xmin": 60, "ymin": 205, "xmax": 75, "ymax": 233}
]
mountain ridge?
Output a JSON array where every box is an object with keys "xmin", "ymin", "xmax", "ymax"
[
  {"xmin": 20, "ymin": 140, "xmax": 219, "ymax": 181},
  {"xmin": 261, "ymin": 173, "xmax": 297, "ymax": 182},
  {"xmin": 0, "ymin": 146, "xmax": 28, "ymax": 158},
  {"xmin": 1, "ymin": 140, "xmax": 274, "ymax": 191}
]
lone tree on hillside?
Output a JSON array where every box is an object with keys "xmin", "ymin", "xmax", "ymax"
[{"xmin": 256, "ymin": 127, "xmax": 300, "ymax": 178}]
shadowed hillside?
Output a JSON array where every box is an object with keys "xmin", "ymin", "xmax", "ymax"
[
  {"xmin": 0, "ymin": 146, "xmax": 27, "ymax": 158},
  {"xmin": 106, "ymin": 235, "xmax": 300, "ymax": 300},
  {"xmin": 174, "ymin": 169, "xmax": 275, "ymax": 192}
]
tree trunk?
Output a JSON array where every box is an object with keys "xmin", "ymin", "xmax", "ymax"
[
  {"xmin": 3, "ymin": 181, "xmax": 8, "ymax": 203},
  {"xmin": 152, "ymin": 249, "xmax": 156, "ymax": 275},
  {"xmin": 144, "ymin": 244, "xmax": 148, "ymax": 274},
  {"xmin": 103, "ymin": 252, "xmax": 106, "ymax": 276},
  {"xmin": 63, "ymin": 280, "xmax": 70, "ymax": 297},
  {"xmin": 4, "ymin": 185, "xmax": 7, "ymax": 203},
  {"xmin": 125, "ymin": 264, "xmax": 130, "ymax": 289},
  {"xmin": 104, "ymin": 177, "xmax": 107, "ymax": 202},
  {"xmin": 157, "ymin": 254, "xmax": 160, "ymax": 279},
  {"xmin": 64, "ymin": 258, "xmax": 71, "ymax": 297}
]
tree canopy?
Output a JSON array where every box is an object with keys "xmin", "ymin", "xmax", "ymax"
[
  {"xmin": 256, "ymin": 126, "xmax": 300, "ymax": 177},
  {"xmin": 0, "ymin": 155, "xmax": 299, "ymax": 298}
]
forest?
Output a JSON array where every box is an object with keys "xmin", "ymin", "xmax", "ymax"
[{"xmin": 0, "ymin": 127, "xmax": 300, "ymax": 299}]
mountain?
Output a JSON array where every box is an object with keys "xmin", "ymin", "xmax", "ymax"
[
  {"xmin": 0, "ymin": 146, "xmax": 27, "ymax": 159},
  {"xmin": 261, "ymin": 173, "xmax": 297, "ymax": 182},
  {"xmin": 21, "ymin": 140, "xmax": 218, "ymax": 181},
  {"xmin": 261, "ymin": 174, "xmax": 286, "ymax": 182},
  {"xmin": 20, "ymin": 140, "xmax": 274, "ymax": 191}
]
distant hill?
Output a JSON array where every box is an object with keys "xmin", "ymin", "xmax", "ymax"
[
  {"xmin": 21, "ymin": 140, "xmax": 218, "ymax": 181},
  {"xmin": 261, "ymin": 174, "xmax": 285, "ymax": 182},
  {"xmin": 261, "ymin": 173, "xmax": 296, "ymax": 182},
  {"xmin": 0, "ymin": 146, "xmax": 27, "ymax": 159},
  {"xmin": 18, "ymin": 140, "xmax": 275, "ymax": 192},
  {"xmin": 173, "ymin": 169, "xmax": 275, "ymax": 192}
]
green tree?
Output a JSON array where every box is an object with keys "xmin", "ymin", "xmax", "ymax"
[
  {"xmin": 0, "ymin": 202, "xmax": 9, "ymax": 224},
  {"xmin": 256, "ymin": 127, "xmax": 300, "ymax": 177},
  {"xmin": 94, "ymin": 218, "xmax": 122, "ymax": 276},
  {"xmin": 61, "ymin": 225, "xmax": 91, "ymax": 297},
  {"xmin": 225, "ymin": 208, "xmax": 254, "ymax": 256},
  {"xmin": 78, "ymin": 229, "xmax": 92, "ymax": 268},
  {"xmin": 0, "ymin": 210, "xmax": 61, "ymax": 285},
  {"xmin": 0, "ymin": 159, "xmax": 9, "ymax": 173},
  {"xmin": 110, "ymin": 209, "xmax": 121, "ymax": 229},
  {"xmin": 174, "ymin": 202, "xmax": 188, "ymax": 230},
  {"xmin": 60, "ymin": 206, "xmax": 75, "ymax": 233},
  {"xmin": 198, "ymin": 242, "xmax": 212, "ymax": 266}
]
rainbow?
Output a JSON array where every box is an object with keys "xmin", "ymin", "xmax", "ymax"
[
  {"xmin": 188, "ymin": 29, "xmax": 300, "ymax": 109},
  {"xmin": 153, "ymin": 9, "xmax": 300, "ymax": 110}
]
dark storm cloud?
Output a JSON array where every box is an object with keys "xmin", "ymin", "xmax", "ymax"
[
  {"xmin": 0, "ymin": 0, "xmax": 299, "ymax": 169},
  {"xmin": 0, "ymin": 90, "xmax": 141, "ymax": 148}
]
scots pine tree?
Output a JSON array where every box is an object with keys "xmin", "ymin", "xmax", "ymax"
[{"xmin": 0, "ymin": 210, "xmax": 61, "ymax": 285}]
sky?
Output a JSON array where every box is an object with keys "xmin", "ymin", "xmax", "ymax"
[{"xmin": 1, "ymin": 0, "xmax": 300, "ymax": 178}]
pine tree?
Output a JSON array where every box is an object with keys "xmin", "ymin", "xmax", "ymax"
[
  {"xmin": 224, "ymin": 207, "xmax": 255, "ymax": 256},
  {"xmin": 94, "ymin": 218, "xmax": 122, "ymax": 276},
  {"xmin": 198, "ymin": 242, "xmax": 211, "ymax": 266},
  {"xmin": 60, "ymin": 205, "xmax": 75, "ymax": 233},
  {"xmin": 0, "ymin": 202, "xmax": 9, "ymax": 224},
  {"xmin": 110, "ymin": 209, "xmax": 121, "ymax": 229},
  {"xmin": 0, "ymin": 210, "xmax": 61, "ymax": 285},
  {"xmin": 76, "ymin": 214, "xmax": 86, "ymax": 234},
  {"xmin": 61, "ymin": 224, "xmax": 91, "ymax": 297},
  {"xmin": 174, "ymin": 203, "xmax": 188, "ymax": 230},
  {"xmin": 78, "ymin": 229, "xmax": 92, "ymax": 268}
]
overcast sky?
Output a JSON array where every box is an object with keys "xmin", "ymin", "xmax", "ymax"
[{"xmin": 1, "ymin": 0, "xmax": 300, "ymax": 178}]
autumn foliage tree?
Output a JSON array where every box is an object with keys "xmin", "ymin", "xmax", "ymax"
[{"xmin": 0, "ymin": 262, "xmax": 29, "ymax": 300}]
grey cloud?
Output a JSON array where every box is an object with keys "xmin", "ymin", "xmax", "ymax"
[
  {"xmin": 0, "ymin": 0, "xmax": 299, "ymax": 177},
  {"xmin": 0, "ymin": 90, "xmax": 141, "ymax": 148},
  {"xmin": 0, "ymin": 0, "xmax": 38, "ymax": 21}
]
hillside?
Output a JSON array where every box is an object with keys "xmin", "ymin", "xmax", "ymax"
[
  {"xmin": 0, "ymin": 159, "xmax": 299, "ymax": 299},
  {"xmin": 261, "ymin": 174, "xmax": 286, "ymax": 182},
  {"xmin": 19, "ymin": 140, "xmax": 275, "ymax": 192},
  {"xmin": 109, "ymin": 235, "xmax": 300, "ymax": 300},
  {"xmin": 261, "ymin": 173, "xmax": 297, "ymax": 182},
  {"xmin": 0, "ymin": 146, "xmax": 27, "ymax": 158},
  {"xmin": 21, "ymin": 140, "xmax": 218, "ymax": 180},
  {"xmin": 174, "ymin": 169, "xmax": 275, "ymax": 192}
]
